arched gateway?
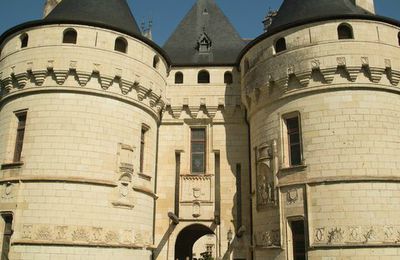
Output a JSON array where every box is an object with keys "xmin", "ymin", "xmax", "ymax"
[{"xmin": 175, "ymin": 224, "xmax": 214, "ymax": 260}]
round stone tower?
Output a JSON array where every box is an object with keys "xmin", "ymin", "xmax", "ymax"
[
  {"xmin": 240, "ymin": 0, "xmax": 400, "ymax": 259},
  {"xmin": 0, "ymin": 0, "xmax": 168, "ymax": 259}
]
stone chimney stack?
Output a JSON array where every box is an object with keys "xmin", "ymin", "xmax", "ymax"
[
  {"xmin": 353, "ymin": 0, "xmax": 375, "ymax": 14},
  {"xmin": 43, "ymin": 0, "xmax": 62, "ymax": 17}
]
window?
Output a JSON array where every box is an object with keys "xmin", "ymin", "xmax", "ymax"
[
  {"xmin": 14, "ymin": 111, "xmax": 27, "ymax": 163},
  {"xmin": 198, "ymin": 70, "xmax": 210, "ymax": 84},
  {"xmin": 139, "ymin": 125, "xmax": 149, "ymax": 173},
  {"xmin": 338, "ymin": 23, "xmax": 354, "ymax": 40},
  {"xmin": 224, "ymin": 71, "xmax": 233, "ymax": 84},
  {"xmin": 398, "ymin": 32, "xmax": 400, "ymax": 46},
  {"xmin": 114, "ymin": 37, "xmax": 128, "ymax": 53},
  {"xmin": 153, "ymin": 55, "xmax": 160, "ymax": 69},
  {"xmin": 244, "ymin": 58, "xmax": 250, "ymax": 74},
  {"xmin": 175, "ymin": 72, "xmax": 183, "ymax": 84},
  {"xmin": 63, "ymin": 28, "xmax": 77, "ymax": 44},
  {"xmin": 288, "ymin": 219, "xmax": 306, "ymax": 260},
  {"xmin": 20, "ymin": 33, "xmax": 28, "ymax": 48},
  {"xmin": 1, "ymin": 214, "xmax": 13, "ymax": 260},
  {"xmin": 275, "ymin": 37, "xmax": 287, "ymax": 53},
  {"xmin": 283, "ymin": 113, "xmax": 302, "ymax": 167},
  {"xmin": 191, "ymin": 128, "xmax": 206, "ymax": 174}
]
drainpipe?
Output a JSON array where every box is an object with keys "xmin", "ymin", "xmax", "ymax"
[
  {"xmin": 152, "ymin": 107, "xmax": 162, "ymax": 260},
  {"xmin": 244, "ymin": 109, "xmax": 254, "ymax": 260}
]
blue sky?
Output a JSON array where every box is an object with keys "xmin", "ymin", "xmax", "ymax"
[{"xmin": 0, "ymin": 0, "xmax": 399, "ymax": 45}]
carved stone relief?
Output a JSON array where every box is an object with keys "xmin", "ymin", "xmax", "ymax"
[
  {"xmin": 192, "ymin": 202, "xmax": 201, "ymax": 218},
  {"xmin": 1, "ymin": 182, "xmax": 16, "ymax": 200},
  {"xmin": 313, "ymin": 225, "xmax": 400, "ymax": 246},
  {"xmin": 20, "ymin": 224, "xmax": 151, "ymax": 247},
  {"xmin": 255, "ymin": 229, "xmax": 281, "ymax": 248},
  {"xmin": 256, "ymin": 141, "xmax": 278, "ymax": 209},
  {"xmin": 181, "ymin": 175, "xmax": 211, "ymax": 202},
  {"xmin": 113, "ymin": 144, "xmax": 135, "ymax": 208}
]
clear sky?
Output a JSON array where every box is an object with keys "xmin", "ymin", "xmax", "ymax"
[{"xmin": 0, "ymin": 0, "xmax": 399, "ymax": 46}]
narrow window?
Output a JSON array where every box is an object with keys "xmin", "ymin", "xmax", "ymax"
[
  {"xmin": 1, "ymin": 214, "xmax": 13, "ymax": 260},
  {"xmin": 244, "ymin": 58, "xmax": 250, "ymax": 74},
  {"xmin": 283, "ymin": 113, "xmax": 302, "ymax": 167},
  {"xmin": 115, "ymin": 37, "xmax": 128, "ymax": 53},
  {"xmin": 153, "ymin": 55, "xmax": 160, "ymax": 69},
  {"xmin": 288, "ymin": 220, "xmax": 306, "ymax": 260},
  {"xmin": 338, "ymin": 23, "xmax": 354, "ymax": 40},
  {"xmin": 175, "ymin": 72, "xmax": 183, "ymax": 84},
  {"xmin": 398, "ymin": 32, "xmax": 400, "ymax": 46},
  {"xmin": 175, "ymin": 152, "xmax": 181, "ymax": 217},
  {"xmin": 275, "ymin": 37, "xmax": 286, "ymax": 53},
  {"xmin": 198, "ymin": 70, "xmax": 210, "ymax": 84},
  {"xmin": 191, "ymin": 128, "xmax": 206, "ymax": 174},
  {"xmin": 14, "ymin": 112, "xmax": 27, "ymax": 163},
  {"xmin": 139, "ymin": 125, "xmax": 149, "ymax": 173},
  {"xmin": 224, "ymin": 71, "xmax": 233, "ymax": 84},
  {"xmin": 20, "ymin": 33, "xmax": 29, "ymax": 48},
  {"xmin": 63, "ymin": 28, "xmax": 77, "ymax": 44}
]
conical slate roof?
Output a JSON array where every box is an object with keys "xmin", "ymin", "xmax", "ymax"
[
  {"xmin": 268, "ymin": 0, "xmax": 373, "ymax": 32},
  {"xmin": 45, "ymin": 0, "xmax": 141, "ymax": 36},
  {"xmin": 163, "ymin": 0, "xmax": 245, "ymax": 66}
]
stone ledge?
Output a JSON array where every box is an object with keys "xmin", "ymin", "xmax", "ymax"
[
  {"xmin": 1, "ymin": 162, "xmax": 24, "ymax": 170},
  {"xmin": 0, "ymin": 176, "xmax": 117, "ymax": 187},
  {"xmin": 278, "ymin": 176, "xmax": 400, "ymax": 188},
  {"xmin": 132, "ymin": 185, "xmax": 158, "ymax": 199},
  {"xmin": 12, "ymin": 240, "xmax": 150, "ymax": 250}
]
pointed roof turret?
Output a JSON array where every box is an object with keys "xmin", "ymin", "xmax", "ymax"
[
  {"xmin": 163, "ymin": 0, "xmax": 245, "ymax": 66},
  {"xmin": 45, "ymin": 0, "xmax": 141, "ymax": 36},
  {"xmin": 267, "ymin": 0, "xmax": 374, "ymax": 32}
]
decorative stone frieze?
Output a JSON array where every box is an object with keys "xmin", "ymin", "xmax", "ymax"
[
  {"xmin": 312, "ymin": 225, "xmax": 400, "ymax": 246},
  {"xmin": 18, "ymin": 224, "xmax": 152, "ymax": 248},
  {"xmin": 255, "ymin": 229, "xmax": 281, "ymax": 248}
]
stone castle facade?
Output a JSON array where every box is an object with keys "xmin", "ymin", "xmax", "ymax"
[{"xmin": 0, "ymin": 0, "xmax": 399, "ymax": 259}]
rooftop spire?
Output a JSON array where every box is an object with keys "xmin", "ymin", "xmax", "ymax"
[{"xmin": 163, "ymin": 0, "xmax": 245, "ymax": 66}]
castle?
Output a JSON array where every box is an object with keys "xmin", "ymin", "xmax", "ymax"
[{"xmin": 0, "ymin": 0, "xmax": 399, "ymax": 259}]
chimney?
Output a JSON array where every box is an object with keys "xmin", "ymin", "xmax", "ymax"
[
  {"xmin": 43, "ymin": 0, "xmax": 62, "ymax": 17},
  {"xmin": 352, "ymin": 0, "xmax": 375, "ymax": 14}
]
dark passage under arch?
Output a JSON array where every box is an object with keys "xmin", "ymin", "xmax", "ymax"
[{"xmin": 175, "ymin": 224, "xmax": 214, "ymax": 260}]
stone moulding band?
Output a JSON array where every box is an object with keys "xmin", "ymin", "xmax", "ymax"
[
  {"xmin": 12, "ymin": 240, "xmax": 154, "ymax": 250},
  {"xmin": 278, "ymin": 176, "xmax": 400, "ymax": 188},
  {"xmin": 0, "ymin": 176, "xmax": 117, "ymax": 187},
  {"xmin": 132, "ymin": 185, "xmax": 158, "ymax": 199},
  {"xmin": 0, "ymin": 86, "xmax": 162, "ymax": 121}
]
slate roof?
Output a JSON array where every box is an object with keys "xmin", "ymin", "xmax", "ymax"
[
  {"xmin": 163, "ymin": 0, "xmax": 246, "ymax": 66},
  {"xmin": 268, "ymin": 0, "xmax": 374, "ymax": 32},
  {"xmin": 45, "ymin": 0, "xmax": 141, "ymax": 36}
]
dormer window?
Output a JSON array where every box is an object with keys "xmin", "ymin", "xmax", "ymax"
[
  {"xmin": 275, "ymin": 37, "xmax": 286, "ymax": 53},
  {"xmin": 196, "ymin": 32, "xmax": 212, "ymax": 53},
  {"xmin": 20, "ymin": 33, "xmax": 29, "ymax": 48},
  {"xmin": 338, "ymin": 23, "xmax": 354, "ymax": 40},
  {"xmin": 63, "ymin": 28, "xmax": 77, "ymax": 44},
  {"xmin": 115, "ymin": 37, "xmax": 128, "ymax": 53}
]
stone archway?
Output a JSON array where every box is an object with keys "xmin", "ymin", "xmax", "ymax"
[{"xmin": 175, "ymin": 224, "xmax": 214, "ymax": 260}]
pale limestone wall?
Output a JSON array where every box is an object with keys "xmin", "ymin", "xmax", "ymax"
[
  {"xmin": 155, "ymin": 67, "xmax": 250, "ymax": 259},
  {"xmin": 241, "ymin": 19, "xmax": 400, "ymax": 260},
  {"xmin": 0, "ymin": 24, "xmax": 167, "ymax": 259}
]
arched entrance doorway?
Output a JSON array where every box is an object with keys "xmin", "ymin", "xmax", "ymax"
[{"xmin": 175, "ymin": 224, "xmax": 214, "ymax": 260}]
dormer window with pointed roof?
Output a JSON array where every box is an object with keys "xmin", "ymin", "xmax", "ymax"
[{"xmin": 196, "ymin": 31, "xmax": 212, "ymax": 53}]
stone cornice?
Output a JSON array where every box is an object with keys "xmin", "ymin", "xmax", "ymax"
[
  {"xmin": 0, "ymin": 61, "xmax": 165, "ymax": 118},
  {"xmin": 243, "ymin": 56, "xmax": 400, "ymax": 114}
]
